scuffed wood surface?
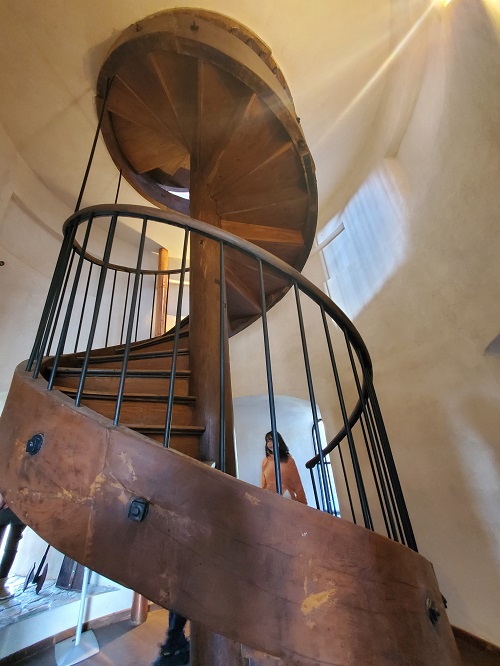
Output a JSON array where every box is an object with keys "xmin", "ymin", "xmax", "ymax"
[{"xmin": 0, "ymin": 365, "xmax": 461, "ymax": 666}]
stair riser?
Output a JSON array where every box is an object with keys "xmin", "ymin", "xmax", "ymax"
[
  {"xmin": 146, "ymin": 432, "xmax": 201, "ymax": 458},
  {"xmin": 79, "ymin": 399, "xmax": 194, "ymax": 425},
  {"xmin": 54, "ymin": 375, "xmax": 190, "ymax": 396},
  {"xmin": 123, "ymin": 333, "xmax": 190, "ymax": 353},
  {"xmin": 85, "ymin": 354, "xmax": 189, "ymax": 371}
]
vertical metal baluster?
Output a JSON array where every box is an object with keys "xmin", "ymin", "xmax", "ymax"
[
  {"xmin": 258, "ymin": 260, "xmax": 282, "ymax": 496},
  {"xmin": 294, "ymin": 286, "xmax": 332, "ymax": 513},
  {"xmin": 324, "ymin": 457, "xmax": 338, "ymax": 516},
  {"xmin": 150, "ymin": 274, "xmax": 157, "ymax": 339},
  {"xmin": 164, "ymin": 273, "xmax": 171, "ymax": 333},
  {"xmin": 310, "ymin": 468, "xmax": 320, "ymax": 510},
  {"xmin": 105, "ymin": 270, "xmax": 117, "ymax": 348},
  {"xmin": 120, "ymin": 274, "xmax": 131, "ymax": 344},
  {"xmin": 47, "ymin": 249, "xmax": 76, "ymax": 355},
  {"xmin": 29, "ymin": 223, "xmax": 78, "ymax": 375},
  {"xmin": 114, "ymin": 171, "xmax": 122, "ymax": 204},
  {"xmin": 312, "ymin": 426, "xmax": 327, "ymax": 511},
  {"xmin": 319, "ymin": 304, "xmax": 367, "ymax": 521},
  {"xmin": 163, "ymin": 231, "xmax": 189, "ymax": 448},
  {"xmin": 358, "ymin": 409, "xmax": 394, "ymax": 538},
  {"xmin": 74, "ymin": 78, "xmax": 112, "ymax": 213},
  {"xmin": 74, "ymin": 262, "xmax": 93, "ymax": 353},
  {"xmin": 363, "ymin": 398, "xmax": 405, "ymax": 542},
  {"xmin": 134, "ymin": 273, "xmax": 144, "ymax": 342},
  {"xmin": 75, "ymin": 215, "xmax": 118, "ymax": 407},
  {"xmin": 219, "ymin": 241, "xmax": 226, "ymax": 472},
  {"xmin": 345, "ymin": 336, "xmax": 395, "ymax": 537},
  {"xmin": 364, "ymin": 375, "xmax": 418, "ymax": 551},
  {"xmin": 114, "ymin": 219, "xmax": 148, "ymax": 425},
  {"xmin": 338, "ymin": 444, "xmax": 357, "ymax": 523},
  {"xmin": 339, "ymin": 333, "xmax": 373, "ymax": 529},
  {"xmin": 48, "ymin": 218, "xmax": 94, "ymax": 390}
]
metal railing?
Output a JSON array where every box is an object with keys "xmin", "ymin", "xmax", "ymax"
[{"xmin": 26, "ymin": 203, "xmax": 417, "ymax": 552}]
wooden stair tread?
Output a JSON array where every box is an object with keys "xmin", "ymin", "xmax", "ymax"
[
  {"xmin": 77, "ymin": 348, "xmax": 190, "ymax": 364},
  {"xmin": 54, "ymin": 367, "xmax": 190, "ymax": 377},
  {"xmin": 128, "ymin": 424, "xmax": 205, "ymax": 434},
  {"xmin": 53, "ymin": 387, "xmax": 196, "ymax": 403},
  {"xmin": 98, "ymin": 11, "xmax": 317, "ymax": 335},
  {"xmin": 120, "ymin": 328, "xmax": 189, "ymax": 352}
]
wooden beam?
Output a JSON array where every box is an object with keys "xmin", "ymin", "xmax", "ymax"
[{"xmin": 0, "ymin": 366, "xmax": 462, "ymax": 666}]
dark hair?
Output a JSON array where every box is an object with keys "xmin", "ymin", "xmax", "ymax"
[{"xmin": 265, "ymin": 431, "xmax": 290, "ymax": 460}]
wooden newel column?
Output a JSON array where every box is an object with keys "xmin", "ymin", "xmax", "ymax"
[
  {"xmin": 189, "ymin": 176, "xmax": 236, "ymax": 474},
  {"xmin": 189, "ymin": 175, "xmax": 241, "ymax": 664},
  {"xmin": 155, "ymin": 247, "xmax": 169, "ymax": 337}
]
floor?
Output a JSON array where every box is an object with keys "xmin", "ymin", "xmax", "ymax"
[
  {"xmin": 7, "ymin": 607, "xmax": 500, "ymax": 665},
  {"xmin": 16, "ymin": 607, "xmax": 170, "ymax": 665}
]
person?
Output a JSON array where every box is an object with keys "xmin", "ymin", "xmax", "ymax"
[
  {"xmin": 152, "ymin": 611, "xmax": 189, "ymax": 666},
  {"xmin": 0, "ymin": 493, "xmax": 26, "ymax": 600},
  {"xmin": 261, "ymin": 432, "xmax": 307, "ymax": 504}
]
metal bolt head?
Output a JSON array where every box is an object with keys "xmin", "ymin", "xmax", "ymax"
[
  {"xmin": 26, "ymin": 433, "xmax": 44, "ymax": 456},
  {"xmin": 427, "ymin": 598, "xmax": 441, "ymax": 625},
  {"xmin": 128, "ymin": 498, "xmax": 149, "ymax": 522}
]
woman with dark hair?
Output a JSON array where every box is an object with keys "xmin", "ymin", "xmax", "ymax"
[{"xmin": 261, "ymin": 432, "xmax": 307, "ymax": 504}]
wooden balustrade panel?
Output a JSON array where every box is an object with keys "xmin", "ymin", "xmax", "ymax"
[{"xmin": 0, "ymin": 365, "xmax": 460, "ymax": 666}]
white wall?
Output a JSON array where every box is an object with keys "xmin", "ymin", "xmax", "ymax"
[
  {"xmin": 0, "ymin": 122, "xmax": 142, "ymax": 654},
  {"xmin": 231, "ymin": 0, "xmax": 500, "ymax": 647},
  {"xmin": 350, "ymin": 2, "xmax": 500, "ymax": 644}
]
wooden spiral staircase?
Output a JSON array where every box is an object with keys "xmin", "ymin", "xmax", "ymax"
[{"xmin": 0, "ymin": 10, "xmax": 461, "ymax": 665}]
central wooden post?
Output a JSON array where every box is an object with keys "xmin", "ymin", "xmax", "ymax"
[
  {"xmin": 189, "ymin": 174, "xmax": 236, "ymax": 475},
  {"xmin": 189, "ymin": 174, "xmax": 242, "ymax": 664}
]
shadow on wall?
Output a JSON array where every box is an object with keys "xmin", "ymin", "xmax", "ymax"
[{"xmin": 233, "ymin": 394, "xmax": 322, "ymax": 507}]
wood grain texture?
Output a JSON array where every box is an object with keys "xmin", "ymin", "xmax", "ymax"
[
  {"xmin": 0, "ymin": 365, "xmax": 461, "ymax": 666},
  {"xmin": 96, "ymin": 9, "xmax": 317, "ymax": 337}
]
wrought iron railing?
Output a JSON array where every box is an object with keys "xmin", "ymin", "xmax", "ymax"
[{"xmin": 26, "ymin": 203, "xmax": 417, "ymax": 552}]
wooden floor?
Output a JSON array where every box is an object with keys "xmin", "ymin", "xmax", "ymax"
[{"xmin": 10, "ymin": 608, "xmax": 500, "ymax": 666}]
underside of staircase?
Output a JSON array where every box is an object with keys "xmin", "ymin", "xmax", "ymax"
[{"xmin": 0, "ymin": 9, "xmax": 460, "ymax": 666}]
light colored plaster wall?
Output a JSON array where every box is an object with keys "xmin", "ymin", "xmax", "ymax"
[
  {"xmin": 0, "ymin": 121, "xmax": 140, "ymax": 653},
  {"xmin": 231, "ymin": 0, "xmax": 500, "ymax": 646},
  {"xmin": 0, "ymin": 121, "xmax": 70, "ymax": 408},
  {"xmin": 345, "ymin": 2, "xmax": 500, "ymax": 644}
]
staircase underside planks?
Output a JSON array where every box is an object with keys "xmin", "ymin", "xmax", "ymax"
[
  {"xmin": 0, "ymin": 364, "xmax": 461, "ymax": 666},
  {"xmin": 97, "ymin": 8, "xmax": 317, "ymax": 335}
]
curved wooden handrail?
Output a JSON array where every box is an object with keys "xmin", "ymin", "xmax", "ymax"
[
  {"xmin": 72, "ymin": 237, "xmax": 189, "ymax": 277},
  {"xmin": 64, "ymin": 204, "xmax": 370, "ymax": 357},
  {"xmin": 64, "ymin": 203, "xmax": 373, "ymax": 471}
]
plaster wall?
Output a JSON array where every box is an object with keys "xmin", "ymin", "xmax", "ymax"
[
  {"xmin": 350, "ymin": 1, "xmax": 500, "ymax": 644},
  {"xmin": 231, "ymin": 0, "xmax": 500, "ymax": 646},
  {"xmin": 0, "ymin": 121, "xmax": 143, "ymax": 653}
]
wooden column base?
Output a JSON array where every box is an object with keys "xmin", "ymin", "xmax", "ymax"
[
  {"xmin": 190, "ymin": 622, "xmax": 245, "ymax": 666},
  {"xmin": 130, "ymin": 593, "xmax": 149, "ymax": 626}
]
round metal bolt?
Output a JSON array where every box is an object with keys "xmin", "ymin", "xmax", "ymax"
[
  {"xmin": 26, "ymin": 433, "xmax": 44, "ymax": 456},
  {"xmin": 427, "ymin": 598, "xmax": 440, "ymax": 625}
]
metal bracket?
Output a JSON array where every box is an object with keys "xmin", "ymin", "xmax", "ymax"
[{"xmin": 128, "ymin": 497, "xmax": 149, "ymax": 522}]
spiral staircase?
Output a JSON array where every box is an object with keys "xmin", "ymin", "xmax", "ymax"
[{"xmin": 0, "ymin": 10, "xmax": 460, "ymax": 665}]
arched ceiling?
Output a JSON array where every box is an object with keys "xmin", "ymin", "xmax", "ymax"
[{"xmin": 0, "ymin": 0, "xmax": 430, "ymax": 232}]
